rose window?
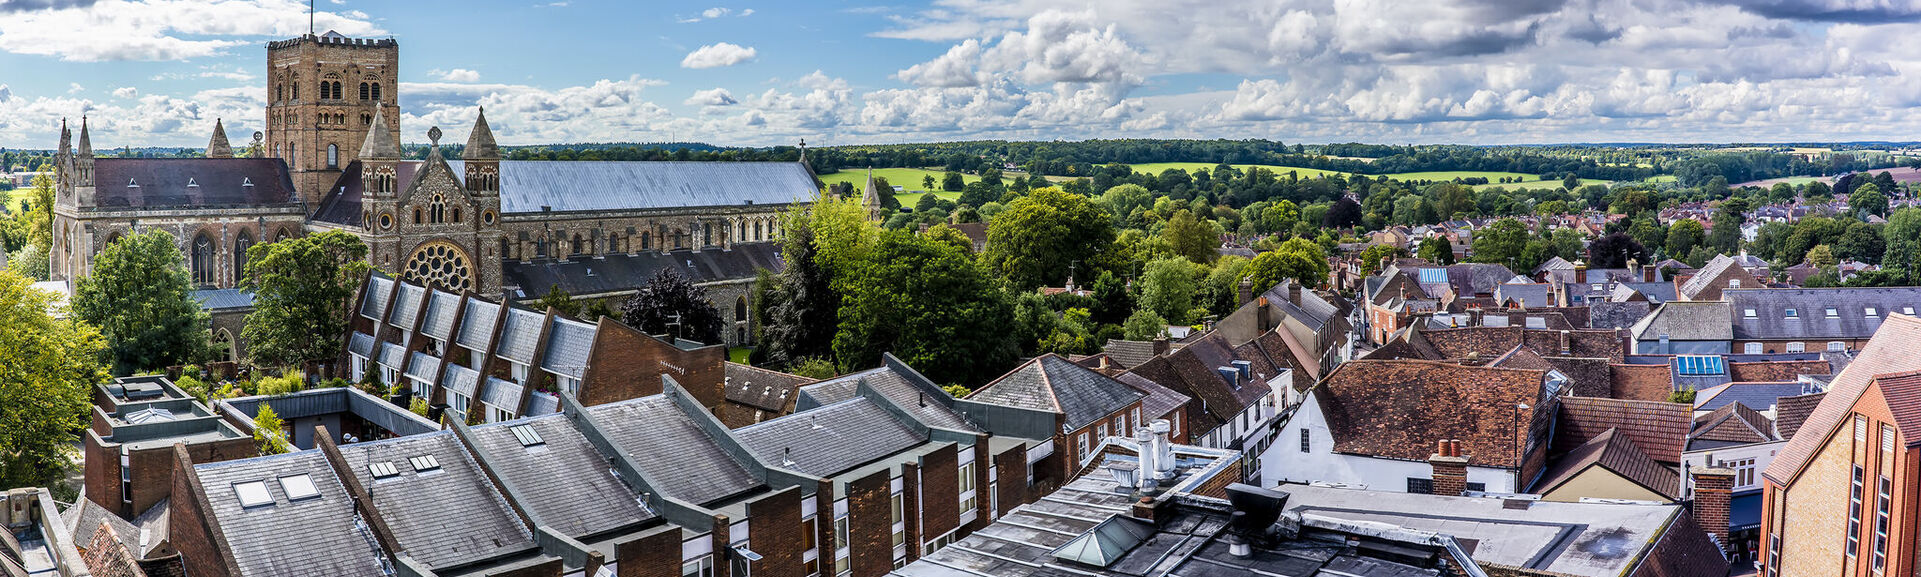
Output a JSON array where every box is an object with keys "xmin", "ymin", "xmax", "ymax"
[{"xmin": 403, "ymin": 241, "xmax": 474, "ymax": 293}]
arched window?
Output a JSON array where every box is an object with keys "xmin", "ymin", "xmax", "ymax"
[
  {"xmin": 289, "ymin": 143, "xmax": 296, "ymax": 169},
  {"xmin": 607, "ymin": 233, "xmax": 620, "ymax": 253},
  {"xmin": 371, "ymin": 83, "xmax": 381, "ymax": 101},
  {"xmin": 192, "ymin": 233, "xmax": 216, "ymax": 286},
  {"xmin": 360, "ymin": 83, "xmax": 370, "ymax": 101},
  {"xmin": 641, "ymin": 231, "xmax": 651, "ymax": 250},
  {"xmin": 735, "ymin": 297, "xmax": 748, "ymax": 320},
  {"xmin": 275, "ymin": 228, "xmax": 291, "ymax": 242},
  {"xmin": 413, "ymin": 207, "xmax": 423, "ymax": 225},
  {"xmin": 754, "ymin": 221, "xmax": 762, "ymax": 241},
  {"xmin": 499, "ymin": 238, "xmax": 510, "ymax": 260},
  {"xmin": 452, "ymin": 207, "xmax": 462, "ymax": 223},
  {"xmin": 428, "ymin": 193, "xmax": 447, "ymax": 224},
  {"xmin": 213, "ymin": 329, "xmax": 236, "ymax": 363},
  {"xmin": 327, "ymin": 144, "xmax": 338, "ymax": 168},
  {"xmin": 234, "ymin": 230, "xmax": 254, "ymax": 279},
  {"xmin": 333, "ymin": 81, "xmax": 343, "ymax": 99},
  {"xmin": 536, "ymin": 240, "xmax": 548, "ymax": 258},
  {"xmin": 571, "ymin": 234, "xmax": 585, "ymax": 256}
]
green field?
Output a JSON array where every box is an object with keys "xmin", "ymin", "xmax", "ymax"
[
  {"xmin": 818, "ymin": 168, "xmax": 982, "ymax": 193},
  {"xmin": 894, "ymin": 190, "xmax": 963, "ymax": 207},
  {"xmin": 1126, "ymin": 163, "xmax": 1602, "ymax": 190},
  {"xmin": 2, "ymin": 187, "xmax": 33, "ymax": 213},
  {"xmin": 1127, "ymin": 162, "xmax": 1346, "ymax": 180}
]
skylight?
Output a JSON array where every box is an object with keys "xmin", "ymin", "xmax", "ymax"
[
  {"xmin": 280, "ymin": 474, "xmax": 319, "ymax": 500},
  {"xmin": 233, "ymin": 481, "xmax": 273, "ymax": 507},
  {"xmin": 1826, "ymin": 308, "xmax": 1839, "ymax": 318},
  {"xmin": 1677, "ymin": 355, "xmax": 1725, "ymax": 376},
  {"xmin": 1785, "ymin": 308, "xmax": 1798, "ymax": 318},
  {"xmin": 408, "ymin": 455, "xmax": 440, "ymax": 472},
  {"xmin": 369, "ymin": 461, "xmax": 400, "ymax": 479},
  {"xmin": 510, "ymin": 424, "xmax": 545, "ymax": 447},
  {"xmin": 1867, "ymin": 307, "xmax": 1879, "ymax": 317},
  {"xmin": 1745, "ymin": 309, "xmax": 1757, "ymax": 318}
]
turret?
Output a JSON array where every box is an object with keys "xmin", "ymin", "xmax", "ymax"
[
  {"xmin": 207, "ymin": 118, "xmax": 233, "ymax": 158},
  {"xmin": 463, "ymin": 107, "xmax": 500, "ymax": 196},
  {"xmin": 75, "ymin": 116, "xmax": 94, "ymax": 189},
  {"xmin": 358, "ymin": 104, "xmax": 401, "ymax": 198}
]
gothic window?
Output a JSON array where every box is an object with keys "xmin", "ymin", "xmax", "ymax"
[
  {"xmin": 735, "ymin": 297, "xmax": 748, "ymax": 321},
  {"xmin": 191, "ymin": 233, "xmax": 216, "ymax": 286},
  {"xmin": 372, "ymin": 83, "xmax": 381, "ymax": 101},
  {"xmin": 327, "ymin": 144, "xmax": 338, "ymax": 168},
  {"xmin": 276, "ymin": 84, "xmax": 284, "ymax": 102},
  {"xmin": 641, "ymin": 231, "xmax": 651, "ymax": 250},
  {"xmin": 402, "ymin": 241, "xmax": 475, "ymax": 293},
  {"xmin": 499, "ymin": 238, "xmax": 510, "ymax": 260},
  {"xmin": 607, "ymin": 233, "xmax": 620, "ymax": 253},
  {"xmin": 754, "ymin": 221, "xmax": 762, "ymax": 241},
  {"xmin": 428, "ymin": 193, "xmax": 447, "ymax": 224},
  {"xmin": 536, "ymin": 240, "xmax": 548, "ymax": 258},
  {"xmin": 235, "ymin": 230, "xmax": 254, "ymax": 278},
  {"xmin": 452, "ymin": 207, "xmax": 462, "ymax": 223},
  {"xmin": 290, "ymin": 143, "xmax": 296, "ymax": 170},
  {"xmin": 213, "ymin": 329, "xmax": 235, "ymax": 363},
  {"xmin": 571, "ymin": 234, "xmax": 585, "ymax": 256},
  {"xmin": 360, "ymin": 83, "xmax": 370, "ymax": 101},
  {"xmin": 293, "ymin": 82, "xmax": 300, "ymax": 100},
  {"xmin": 276, "ymin": 228, "xmax": 290, "ymax": 242},
  {"xmin": 413, "ymin": 207, "xmax": 423, "ymax": 225}
]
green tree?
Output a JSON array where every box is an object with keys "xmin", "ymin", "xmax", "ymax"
[
  {"xmin": 253, "ymin": 404, "xmax": 290, "ymax": 455},
  {"xmin": 1246, "ymin": 238, "xmax": 1328, "ymax": 291},
  {"xmin": 1098, "ymin": 184, "xmax": 1153, "ymax": 226},
  {"xmin": 832, "ymin": 230, "xmax": 1018, "ymax": 386},
  {"xmin": 1161, "ymin": 209, "xmax": 1219, "ymax": 264},
  {"xmin": 790, "ymin": 357, "xmax": 838, "ymax": 380},
  {"xmin": 0, "ymin": 270, "xmax": 107, "ymax": 488},
  {"xmin": 1849, "ymin": 183, "xmax": 1889, "ymax": 219},
  {"xmin": 922, "ymin": 174, "xmax": 936, "ymax": 190},
  {"xmin": 1470, "ymin": 218, "xmax": 1529, "ymax": 270},
  {"xmin": 1359, "ymin": 244, "xmax": 1401, "ymax": 276},
  {"xmin": 1664, "ymin": 219, "xmax": 1705, "ymax": 258},
  {"xmin": 537, "ymin": 284, "xmax": 582, "ymax": 318},
  {"xmin": 240, "ymin": 230, "xmax": 370, "ymax": 368},
  {"xmin": 620, "ymin": 269, "xmax": 725, "ymax": 345},
  {"xmin": 1417, "ymin": 236, "xmax": 1456, "ymax": 265},
  {"xmin": 984, "ymin": 187, "xmax": 1115, "ymax": 290},
  {"xmin": 1139, "ymin": 257, "xmax": 1201, "ymax": 324},
  {"xmin": 942, "ymin": 171, "xmax": 965, "ymax": 192},
  {"xmin": 1260, "ymin": 200, "xmax": 1300, "ymax": 233},
  {"xmin": 1883, "ymin": 208, "xmax": 1921, "ymax": 281},
  {"xmin": 6, "ymin": 244, "xmax": 48, "ymax": 281},
  {"xmin": 1805, "ymin": 244, "xmax": 1837, "ymax": 270},
  {"xmin": 71, "ymin": 230, "xmax": 209, "ymax": 375},
  {"xmin": 1122, "ymin": 308, "xmax": 1168, "ymax": 340}
]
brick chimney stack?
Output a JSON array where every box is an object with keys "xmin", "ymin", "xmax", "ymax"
[
  {"xmin": 1239, "ymin": 277, "xmax": 1255, "ymax": 308},
  {"xmin": 1288, "ymin": 281, "xmax": 1303, "ymax": 307},
  {"xmin": 1429, "ymin": 440, "xmax": 1469, "ymax": 496},
  {"xmin": 1691, "ymin": 467, "xmax": 1735, "ymax": 552}
]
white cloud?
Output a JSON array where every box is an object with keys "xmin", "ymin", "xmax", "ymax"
[
  {"xmin": 0, "ymin": 0, "xmax": 383, "ymax": 62},
  {"xmin": 67, "ymin": 82, "xmax": 84, "ymax": 94},
  {"xmin": 685, "ymin": 87, "xmax": 739, "ymax": 107},
  {"xmin": 112, "ymin": 86, "xmax": 137, "ymax": 98},
  {"xmin": 680, "ymin": 42, "xmax": 756, "ymax": 68},
  {"xmin": 702, "ymin": 7, "xmax": 729, "ymax": 18},
  {"xmin": 431, "ymin": 68, "xmax": 482, "ymax": 83}
]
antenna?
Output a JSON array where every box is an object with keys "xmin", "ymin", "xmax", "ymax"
[{"xmin": 309, "ymin": 0, "xmax": 315, "ymax": 35}]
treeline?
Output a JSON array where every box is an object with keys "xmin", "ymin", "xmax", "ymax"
[{"xmin": 1669, "ymin": 151, "xmax": 1907, "ymax": 187}]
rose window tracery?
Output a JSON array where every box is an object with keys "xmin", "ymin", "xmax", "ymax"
[{"xmin": 403, "ymin": 241, "xmax": 474, "ymax": 293}]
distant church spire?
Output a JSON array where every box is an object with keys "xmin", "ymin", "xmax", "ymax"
[
  {"xmin": 861, "ymin": 167, "xmax": 883, "ymax": 221},
  {"xmin": 77, "ymin": 116, "xmax": 92, "ymax": 157},
  {"xmin": 462, "ymin": 107, "xmax": 499, "ymax": 160},
  {"xmin": 57, "ymin": 118, "xmax": 70, "ymax": 156},
  {"xmin": 358, "ymin": 104, "xmax": 401, "ymax": 159},
  {"xmin": 207, "ymin": 118, "xmax": 234, "ymax": 158}
]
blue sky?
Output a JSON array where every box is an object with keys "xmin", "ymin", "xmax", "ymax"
[{"xmin": 3, "ymin": 0, "xmax": 1921, "ymax": 149}]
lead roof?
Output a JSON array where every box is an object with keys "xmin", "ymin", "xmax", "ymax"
[
  {"xmin": 337, "ymin": 432, "xmax": 535, "ymax": 570},
  {"xmin": 736, "ymin": 398, "xmax": 927, "ymax": 477},
  {"xmin": 442, "ymin": 160, "xmax": 814, "ymax": 214},
  {"xmin": 469, "ymin": 415, "xmax": 655, "ymax": 539},
  {"xmin": 585, "ymin": 396, "xmax": 760, "ymax": 506},
  {"xmin": 193, "ymin": 451, "xmax": 388, "ymax": 577}
]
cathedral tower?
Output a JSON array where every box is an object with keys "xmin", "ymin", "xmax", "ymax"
[{"xmin": 265, "ymin": 30, "xmax": 398, "ymax": 205}]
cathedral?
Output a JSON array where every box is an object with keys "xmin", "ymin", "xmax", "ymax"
[{"xmin": 49, "ymin": 30, "xmax": 809, "ymax": 350}]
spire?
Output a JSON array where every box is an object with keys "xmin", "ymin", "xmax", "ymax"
[
  {"xmin": 861, "ymin": 167, "xmax": 883, "ymax": 221},
  {"xmin": 77, "ymin": 116, "xmax": 92, "ymax": 157},
  {"xmin": 462, "ymin": 107, "xmax": 498, "ymax": 160},
  {"xmin": 358, "ymin": 104, "xmax": 401, "ymax": 159},
  {"xmin": 207, "ymin": 118, "xmax": 233, "ymax": 158},
  {"xmin": 57, "ymin": 118, "xmax": 70, "ymax": 156}
]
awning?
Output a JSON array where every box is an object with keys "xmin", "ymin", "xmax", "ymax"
[{"xmin": 1731, "ymin": 492, "xmax": 1762, "ymax": 532}]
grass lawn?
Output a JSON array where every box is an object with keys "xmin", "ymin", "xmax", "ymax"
[
  {"xmin": 1127, "ymin": 162, "xmax": 1347, "ymax": 179},
  {"xmin": 1, "ymin": 187, "xmax": 36, "ymax": 214},
  {"xmin": 728, "ymin": 347, "xmax": 752, "ymax": 364},
  {"xmin": 894, "ymin": 190, "xmax": 963, "ymax": 207},
  {"xmin": 818, "ymin": 167, "xmax": 982, "ymax": 193},
  {"xmin": 1644, "ymin": 175, "xmax": 1680, "ymax": 184}
]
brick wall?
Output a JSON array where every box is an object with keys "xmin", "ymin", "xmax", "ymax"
[
  {"xmin": 918, "ymin": 445, "xmax": 959, "ymax": 545},
  {"xmin": 901, "ymin": 462, "xmax": 921, "ymax": 564},
  {"xmin": 745, "ymin": 487, "xmax": 805, "ymax": 577},
  {"xmin": 614, "ymin": 525, "xmax": 683, "ymax": 577},
  {"xmin": 1691, "ymin": 468, "xmax": 1734, "ymax": 551},
  {"xmin": 1190, "ymin": 460, "xmax": 1244, "ymax": 499},
  {"xmin": 168, "ymin": 445, "xmax": 239, "ymax": 577},
  {"xmin": 82, "ymin": 433, "xmax": 120, "ymax": 518},
  {"xmin": 992, "ymin": 444, "xmax": 1029, "ymax": 518},
  {"xmin": 845, "ymin": 469, "xmax": 894, "ymax": 577},
  {"xmin": 580, "ymin": 319, "xmax": 725, "ymax": 409},
  {"xmin": 491, "ymin": 558, "xmax": 563, "ymax": 577}
]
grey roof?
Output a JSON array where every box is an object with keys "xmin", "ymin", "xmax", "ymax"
[
  {"xmin": 1259, "ymin": 281, "xmax": 1339, "ymax": 331},
  {"xmin": 802, "ymin": 367, "xmax": 979, "ymax": 432},
  {"xmin": 725, "ymin": 362, "xmax": 816, "ymax": 412},
  {"xmin": 193, "ymin": 451, "xmax": 388, "ymax": 577},
  {"xmin": 526, "ymin": 392, "xmax": 560, "ymax": 416},
  {"xmin": 361, "ymin": 276, "xmax": 393, "ymax": 320},
  {"xmin": 1678, "ymin": 254, "xmax": 1741, "ymax": 299},
  {"xmin": 736, "ymin": 398, "xmax": 927, "ymax": 477},
  {"xmin": 540, "ymin": 318, "xmax": 596, "ymax": 379},
  {"xmin": 192, "ymin": 288, "xmax": 255, "ymax": 311},
  {"xmin": 1730, "ymin": 288, "xmax": 1921, "ymax": 340},
  {"xmin": 337, "ymin": 432, "xmax": 535, "ymax": 569},
  {"xmin": 442, "ymin": 160, "xmax": 815, "ymax": 214},
  {"xmin": 1100, "ymin": 340, "xmax": 1159, "ymax": 369},
  {"xmin": 1617, "ymin": 281, "xmax": 1678, "ymax": 304},
  {"xmin": 469, "ymin": 415, "xmax": 654, "ymax": 538},
  {"xmin": 970, "ymin": 355, "xmax": 1146, "ymax": 430},
  {"xmin": 1114, "ymin": 372, "xmax": 1189, "ymax": 422},
  {"xmin": 405, "ymin": 352, "xmax": 442, "ymax": 384},
  {"xmin": 62, "ymin": 499, "xmax": 138, "ymax": 558},
  {"xmin": 585, "ymin": 396, "xmax": 760, "ymax": 505},
  {"xmin": 502, "ymin": 243, "xmax": 783, "ymax": 299},
  {"xmin": 419, "ymin": 290, "xmax": 461, "ymax": 341},
  {"xmin": 91, "ymin": 157, "xmax": 299, "ymax": 208},
  {"xmin": 457, "ymin": 299, "xmax": 501, "ymax": 351},
  {"xmin": 480, "ymin": 377, "xmax": 524, "ymax": 410},
  {"xmin": 377, "ymin": 341, "xmax": 406, "ymax": 369},
  {"xmin": 387, "ymin": 283, "xmax": 424, "ymax": 330},
  {"xmin": 495, "ymin": 308, "xmax": 545, "ymax": 363},
  {"xmin": 349, "ymin": 331, "xmax": 376, "ymax": 358},
  {"xmin": 1694, "ymin": 382, "xmax": 1811, "ymax": 413},
  {"xmin": 1631, "ymin": 301, "xmax": 1734, "ymax": 341},
  {"xmin": 441, "ymin": 364, "xmax": 480, "ymax": 398}
]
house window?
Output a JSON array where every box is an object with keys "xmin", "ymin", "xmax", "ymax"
[
  {"xmin": 833, "ymin": 515, "xmax": 848, "ymax": 550},
  {"xmin": 1077, "ymin": 432, "xmax": 1089, "ymax": 456},
  {"xmin": 800, "ymin": 516, "xmax": 817, "ymax": 550},
  {"xmin": 1745, "ymin": 342, "xmax": 1763, "ymax": 354},
  {"xmin": 1407, "ymin": 478, "xmax": 1433, "ymax": 494},
  {"xmin": 1728, "ymin": 279, "xmax": 1740, "ymax": 288},
  {"xmin": 958, "ymin": 462, "xmax": 975, "ymax": 494},
  {"xmin": 1875, "ymin": 475, "xmax": 1891, "ymax": 571},
  {"xmin": 1787, "ymin": 342, "xmax": 1805, "ymax": 353},
  {"xmin": 1098, "ymin": 422, "xmax": 1109, "ymax": 440},
  {"xmin": 682, "ymin": 556, "xmax": 714, "ymax": 577},
  {"xmin": 1299, "ymin": 429, "xmax": 1310, "ymax": 452},
  {"xmin": 1829, "ymin": 341, "xmax": 1846, "ymax": 352},
  {"xmin": 1849, "ymin": 464, "xmax": 1863, "ymax": 557}
]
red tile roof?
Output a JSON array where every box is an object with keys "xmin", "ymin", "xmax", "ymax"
[
  {"xmin": 1774, "ymin": 392, "xmax": 1825, "ymax": 440},
  {"xmin": 1875, "ymin": 370, "xmax": 1921, "ymax": 448},
  {"xmin": 1555, "ymin": 396, "xmax": 1691, "ymax": 463},
  {"xmin": 1611, "ymin": 363, "xmax": 1675, "ymax": 403},
  {"xmin": 1532, "ymin": 428, "xmax": 1680, "ymax": 500},
  {"xmin": 1315, "ymin": 359, "xmax": 1548, "ymax": 469},
  {"xmin": 1766, "ymin": 314, "xmax": 1921, "ymax": 485}
]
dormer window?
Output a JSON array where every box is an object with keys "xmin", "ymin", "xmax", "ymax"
[
  {"xmin": 186, "ymin": 178, "xmax": 199, "ymax": 188},
  {"xmin": 1785, "ymin": 308, "xmax": 1798, "ymax": 318},
  {"xmin": 1745, "ymin": 309, "xmax": 1757, "ymax": 318},
  {"xmin": 1728, "ymin": 279, "xmax": 1740, "ymax": 289}
]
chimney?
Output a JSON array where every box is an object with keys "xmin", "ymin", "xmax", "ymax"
[
  {"xmin": 1429, "ymin": 440, "xmax": 1469, "ymax": 496},
  {"xmin": 1288, "ymin": 282, "xmax": 1303, "ymax": 307},
  {"xmin": 1691, "ymin": 467, "xmax": 1735, "ymax": 552},
  {"xmin": 1239, "ymin": 277, "xmax": 1255, "ymax": 308},
  {"xmin": 1152, "ymin": 338, "xmax": 1170, "ymax": 356},
  {"xmin": 1257, "ymin": 296, "xmax": 1271, "ymax": 333},
  {"xmin": 1558, "ymin": 330, "xmax": 1571, "ymax": 355},
  {"xmin": 1149, "ymin": 419, "xmax": 1175, "ymax": 480}
]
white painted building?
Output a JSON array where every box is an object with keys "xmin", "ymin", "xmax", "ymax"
[
  {"xmin": 1262, "ymin": 389, "xmax": 1524, "ymax": 494},
  {"xmin": 1194, "ymin": 367, "xmax": 1291, "ymax": 485}
]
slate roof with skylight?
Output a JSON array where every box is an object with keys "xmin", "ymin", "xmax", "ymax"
[
  {"xmin": 336, "ymin": 432, "xmax": 536, "ymax": 570},
  {"xmin": 193, "ymin": 451, "xmax": 389, "ymax": 577},
  {"xmin": 585, "ymin": 395, "xmax": 761, "ymax": 506},
  {"xmin": 469, "ymin": 414, "xmax": 656, "ymax": 539}
]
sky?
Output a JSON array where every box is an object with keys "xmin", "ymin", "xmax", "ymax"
[{"xmin": 2, "ymin": 0, "xmax": 1920, "ymax": 150}]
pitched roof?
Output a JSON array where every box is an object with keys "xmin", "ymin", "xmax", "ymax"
[
  {"xmin": 584, "ymin": 395, "xmax": 760, "ymax": 505},
  {"xmin": 441, "ymin": 160, "xmax": 814, "ymax": 214},
  {"xmin": 1691, "ymin": 382, "xmax": 1808, "ymax": 413},
  {"xmin": 468, "ymin": 414, "xmax": 654, "ymax": 538},
  {"xmin": 1688, "ymin": 403, "xmax": 1777, "ymax": 449},
  {"xmin": 540, "ymin": 318, "xmax": 596, "ymax": 379},
  {"xmin": 1631, "ymin": 301, "xmax": 1734, "ymax": 342},
  {"xmin": 800, "ymin": 365, "xmax": 978, "ymax": 432},
  {"xmin": 1875, "ymin": 370, "xmax": 1921, "ymax": 447},
  {"xmin": 463, "ymin": 108, "xmax": 499, "ymax": 160},
  {"xmin": 1099, "ymin": 340, "xmax": 1160, "ymax": 369},
  {"xmin": 1678, "ymin": 254, "xmax": 1741, "ymax": 299},
  {"xmin": 1532, "ymin": 428, "xmax": 1681, "ymax": 500},
  {"xmin": 1314, "ymin": 359, "xmax": 1546, "ymax": 468},
  {"xmin": 502, "ymin": 242, "xmax": 783, "ymax": 299},
  {"xmin": 1114, "ymin": 372, "xmax": 1189, "ymax": 422},
  {"xmin": 1774, "ymin": 392, "xmax": 1825, "ymax": 439},
  {"xmin": 494, "ymin": 308, "xmax": 545, "ymax": 363},
  {"xmin": 90, "ymin": 158, "xmax": 298, "ymax": 208},
  {"xmin": 1730, "ymin": 288, "xmax": 1921, "ymax": 340},
  {"xmin": 418, "ymin": 289, "xmax": 461, "ymax": 341},
  {"xmin": 193, "ymin": 451, "xmax": 389, "ymax": 577},
  {"xmin": 1555, "ymin": 396, "xmax": 1690, "ymax": 463},
  {"xmin": 724, "ymin": 362, "xmax": 816, "ymax": 413},
  {"xmin": 1766, "ymin": 314, "xmax": 1921, "ymax": 485},
  {"xmin": 735, "ymin": 398, "xmax": 927, "ymax": 477},
  {"xmin": 968, "ymin": 355, "xmax": 1146, "ymax": 430},
  {"xmin": 336, "ymin": 432, "xmax": 534, "ymax": 569}
]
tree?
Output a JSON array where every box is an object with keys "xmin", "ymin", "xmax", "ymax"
[
  {"xmin": 1805, "ymin": 244, "xmax": 1837, "ymax": 271},
  {"xmin": 0, "ymin": 271, "xmax": 106, "ymax": 489},
  {"xmin": 1122, "ymin": 308, "xmax": 1168, "ymax": 340},
  {"xmin": 1417, "ymin": 236, "xmax": 1456, "ymax": 265},
  {"xmin": 832, "ymin": 230, "xmax": 1018, "ymax": 386},
  {"xmin": 922, "ymin": 174, "xmax": 936, "ymax": 190},
  {"xmin": 72, "ymin": 230, "xmax": 210, "ymax": 375},
  {"xmin": 942, "ymin": 171, "xmax": 965, "ymax": 192},
  {"xmin": 1849, "ymin": 183, "xmax": 1889, "ymax": 219},
  {"xmin": 621, "ymin": 269, "xmax": 725, "ymax": 345},
  {"xmin": 1247, "ymin": 238, "xmax": 1328, "ymax": 291},
  {"xmin": 1470, "ymin": 218, "xmax": 1529, "ymax": 270},
  {"xmin": 241, "ymin": 230, "xmax": 370, "ymax": 368},
  {"xmin": 984, "ymin": 187, "xmax": 1115, "ymax": 290},
  {"xmin": 6, "ymin": 243, "xmax": 48, "ymax": 281},
  {"xmin": 1359, "ymin": 244, "xmax": 1401, "ymax": 276},
  {"xmin": 1139, "ymin": 257, "xmax": 1200, "ymax": 324},
  {"xmin": 1323, "ymin": 196, "xmax": 1363, "ymax": 228},
  {"xmin": 1161, "ymin": 209, "xmax": 1219, "ymax": 264},
  {"xmin": 1883, "ymin": 208, "xmax": 1921, "ymax": 282},
  {"xmin": 253, "ymin": 404, "xmax": 290, "ymax": 455},
  {"xmin": 537, "ymin": 284, "xmax": 582, "ymax": 318},
  {"xmin": 1563, "ymin": 173, "xmax": 1582, "ymax": 191},
  {"xmin": 1087, "ymin": 270, "xmax": 1132, "ymax": 326},
  {"xmin": 1588, "ymin": 232, "xmax": 1650, "ymax": 269},
  {"xmin": 1664, "ymin": 219, "xmax": 1705, "ymax": 258},
  {"xmin": 1098, "ymin": 184, "xmax": 1153, "ymax": 226}
]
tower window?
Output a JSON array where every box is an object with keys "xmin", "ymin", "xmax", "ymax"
[
  {"xmin": 326, "ymin": 144, "xmax": 338, "ymax": 169},
  {"xmin": 360, "ymin": 82, "xmax": 370, "ymax": 101},
  {"xmin": 371, "ymin": 83, "xmax": 381, "ymax": 101}
]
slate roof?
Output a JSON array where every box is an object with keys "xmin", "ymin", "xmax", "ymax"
[
  {"xmin": 62, "ymin": 499, "xmax": 138, "ymax": 559},
  {"xmin": 1100, "ymin": 340, "xmax": 1160, "ymax": 369},
  {"xmin": 360, "ymin": 275, "xmax": 393, "ymax": 320},
  {"xmin": 456, "ymin": 299, "xmax": 501, "ymax": 351},
  {"xmin": 1314, "ymin": 359, "xmax": 1546, "ymax": 468},
  {"xmin": 1767, "ymin": 315, "xmax": 1921, "ymax": 484},
  {"xmin": 800, "ymin": 365, "xmax": 978, "ymax": 432},
  {"xmin": 337, "ymin": 432, "xmax": 534, "ymax": 569},
  {"xmin": 540, "ymin": 318, "xmax": 596, "ymax": 379},
  {"xmin": 404, "ymin": 352, "xmax": 442, "ymax": 384},
  {"xmin": 441, "ymin": 363, "xmax": 480, "ymax": 398},
  {"xmin": 480, "ymin": 377, "xmax": 523, "ymax": 410},
  {"xmin": 1678, "ymin": 254, "xmax": 1742, "ymax": 300},
  {"xmin": 494, "ymin": 308, "xmax": 545, "ymax": 363},
  {"xmin": 1495, "ymin": 283, "xmax": 1553, "ymax": 308},
  {"xmin": 1445, "ymin": 263, "xmax": 1517, "ymax": 296},
  {"xmin": 1773, "ymin": 392, "xmax": 1825, "ymax": 439},
  {"xmin": 1692, "ymin": 382, "xmax": 1808, "ymax": 413},
  {"xmin": 388, "ymin": 283, "xmax": 424, "ymax": 330},
  {"xmin": 724, "ymin": 362, "xmax": 815, "ymax": 412},
  {"xmin": 1616, "ymin": 282, "xmax": 1679, "ymax": 304},
  {"xmin": 968, "ymin": 355, "xmax": 1146, "ymax": 431},
  {"xmin": 192, "ymin": 288, "xmax": 255, "ymax": 311},
  {"xmin": 348, "ymin": 331, "xmax": 375, "ymax": 359},
  {"xmin": 1555, "ymin": 397, "xmax": 1690, "ymax": 463},
  {"xmin": 1729, "ymin": 288, "xmax": 1921, "ymax": 341},
  {"xmin": 502, "ymin": 243, "xmax": 783, "ymax": 299},
  {"xmin": 193, "ymin": 451, "xmax": 388, "ymax": 577},
  {"xmin": 312, "ymin": 160, "xmax": 424, "ymax": 227},
  {"xmin": 442, "ymin": 160, "xmax": 815, "ymax": 214},
  {"xmin": 1532, "ymin": 428, "xmax": 1680, "ymax": 500},
  {"xmin": 91, "ymin": 158, "xmax": 298, "ymax": 208},
  {"xmin": 1591, "ymin": 301, "xmax": 1653, "ymax": 331},
  {"xmin": 468, "ymin": 414, "xmax": 654, "ymax": 538},
  {"xmin": 377, "ymin": 342, "xmax": 406, "ymax": 370},
  {"xmin": 1114, "ymin": 372, "xmax": 1190, "ymax": 423},
  {"xmin": 419, "ymin": 289, "xmax": 461, "ymax": 341},
  {"xmin": 1631, "ymin": 301, "xmax": 1733, "ymax": 342},
  {"xmin": 585, "ymin": 395, "xmax": 760, "ymax": 505},
  {"xmin": 736, "ymin": 398, "xmax": 927, "ymax": 477}
]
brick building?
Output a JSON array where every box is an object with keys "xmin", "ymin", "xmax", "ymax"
[{"xmin": 81, "ymin": 376, "xmax": 254, "ymax": 520}]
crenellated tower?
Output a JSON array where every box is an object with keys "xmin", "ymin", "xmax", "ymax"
[{"xmin": 265, "ymin": 30, "xmax": 399, "ymax": 205}]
